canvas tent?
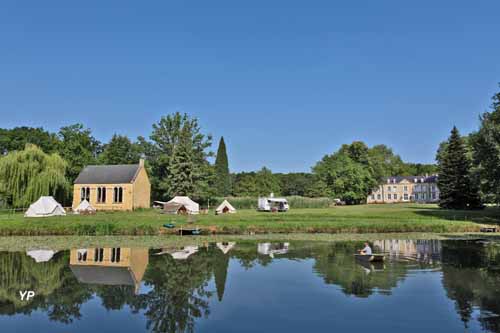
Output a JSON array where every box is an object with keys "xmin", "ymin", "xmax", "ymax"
[
  {"xmin": 163, "ymin": 202, "xmax": 188, "ymax": 215},
  {"xmin": 166, "ymin": 196, "xmax": 199, "ymax": 214},
  {"xmin": 27, "ymin": 250, "xmax": 57, "ymax": 263},
  {"xmin": 215, "ymin": 200, "xmax": 236, "ymax": 214},
  {"xmin": 25, "ymin": 196, "xmax": 66, "ymax": 218},
  {"xmin": 74, "ymin": 200, "xmax": 96, "ymax": 215},
  {"xmin": 153, "ymin": 201, "xmax": 167, "ymax": 208}
]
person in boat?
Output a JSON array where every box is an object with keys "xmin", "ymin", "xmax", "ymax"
[{"xmin": 359, "ymin": 242, "xmax": 372, "ymax": 255}]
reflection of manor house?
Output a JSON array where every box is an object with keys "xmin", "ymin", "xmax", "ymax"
[
  {"xmin": 373, "ymin": 240, "xmax": 442, "ymax": 264},
  {"xmin": 258, "ymin": 243, "xmax": 289, "ymax": 258},
  {"xmin": 69, "ymin": 248, "xmax": 149, "ymax": 294}
]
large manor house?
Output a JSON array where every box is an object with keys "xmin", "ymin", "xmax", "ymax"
[{"xmin": 367, "ymin": 175, "xmax": 440, "ymax": 204}]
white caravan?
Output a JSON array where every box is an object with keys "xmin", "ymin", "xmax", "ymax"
[{"xmin": 257, "ymin": 196, "xmax": 289, "ymax": 212}]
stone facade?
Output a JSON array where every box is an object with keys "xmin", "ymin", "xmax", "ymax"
[
  {"xmin": 367, "ymin": 175, "xmax": 439, "ymax": 204},
  {"xmin": 72, "ymin": 160, "xmax": 151, "ymax": 211}
]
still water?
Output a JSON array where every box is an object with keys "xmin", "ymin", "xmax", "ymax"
[{"xmin": 0, "ymin": 239, "xmax": 499, "ymax": 333}]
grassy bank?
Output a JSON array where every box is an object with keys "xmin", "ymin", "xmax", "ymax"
[
  {"xmin": 211, "ymin": 196, "xmax": 334, "ymax": 209},
  {"xmin": 0, "ymin": 204, "xmax": 498, "ymax": 236}
]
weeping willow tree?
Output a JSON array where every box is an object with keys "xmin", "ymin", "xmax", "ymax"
[{"xmin": 0, "ymin": 144, "xmax": 69, "ymax": 208}]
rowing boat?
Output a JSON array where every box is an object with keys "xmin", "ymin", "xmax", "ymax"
[{"xmin": 354, "ymin": 254, "xmax": 385, "ymax": 262}]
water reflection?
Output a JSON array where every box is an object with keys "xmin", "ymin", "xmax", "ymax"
[
  {"xmin": 155, "ymin": 246, "xmax": 199, "ymax": 260},
  {"xmin": 442, "ymin": 240, "xmax": 500, "ymax": 332},
  {"xmin": 257, "ymin": 242, "xmax": 290, "ymax": 258},
  {"xmin": 0, "ymin": 240, "xmax": 499, "ymax": 332},
  {"xmin": 373, "ymin": 239, "xmax": 442, "ymax": 264},
  {"xmin": 69, "ymin": 248, "xmax": 149, "ymax": 294}
]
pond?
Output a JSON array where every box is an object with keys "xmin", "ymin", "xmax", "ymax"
[{"xmin": 1, "ymin": 239, "xmax": 499, "ymax": 333}]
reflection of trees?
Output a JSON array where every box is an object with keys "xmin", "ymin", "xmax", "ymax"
[
  {"xmin": 313, "ymin": 242, "xmax": 417, "ymax": 298},
  {"xmin": 6, "ymin": 240, "xmax": 500, "ymax": 333},
  {"xmin": 130, "ymin": 246, "xmax": 222, "ymax": 333},
  {"xmin": 213, "ymin": 249, "xmax": 229, "ymax": 302},
  {"xmin": 0, "ymin": 251, "xmax": 92, "ymax": 323},
  {"xmin": 442, "ymin": 241, "xmax": 500, "ymax": 332},
  {"xmin": 0, "ymin": 245, "xmax": 232, "ymax": 332},
  {"xmin": 95, "ymin": 285, "xmax": 136, "ymax": 311}
]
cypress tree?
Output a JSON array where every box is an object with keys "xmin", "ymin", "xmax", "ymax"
[
  {"xmin": 214, "ymin": 137, "xmax": 231, "ymax": 196},
  {"xmin": 437, "ymin": 127, "xmax": 482, "ymax": 209}
]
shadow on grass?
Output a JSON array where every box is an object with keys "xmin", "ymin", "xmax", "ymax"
[{"xmin": 412, "ymin": 205, "xmax": 500, "ymax": 225}]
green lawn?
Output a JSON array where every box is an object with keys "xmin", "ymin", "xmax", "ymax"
[{"xmin": 0, "ymin": 204, "xmax": 498, "ymax": 236}]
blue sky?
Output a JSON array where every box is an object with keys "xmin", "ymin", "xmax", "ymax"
[{"xmin": 1, "ymin": 1, "xmax": 499, "ymax": 172}]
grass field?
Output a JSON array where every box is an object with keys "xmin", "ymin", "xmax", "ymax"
[{"xmin": 0, "ymin": 204, "xmax": 498, "ymax": 236}]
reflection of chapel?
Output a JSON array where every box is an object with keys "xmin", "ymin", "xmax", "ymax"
[{"xmin": 69, "ymin": 248, "xmax": 149, "ymax": 294}]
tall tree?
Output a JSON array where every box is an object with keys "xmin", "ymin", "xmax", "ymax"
[
  {"xmin": 339, "ymin": 141, "xmax": 371, "ymax": 166},
  {"xmin": 57, "ymin": 124, "xmax": 101, "ymax": 182},
  {"xmin": 402, "ymin": 163, "xmax": 438, "ymax": 176},
  {"xmin": 368, "ymin": 144, "xmax": 406, "ymax": 181},
  {"xmin": 312, "ymin": 152, "xmax": 375, "ymax": 204},
  {"xmin": 214, "ymin": 137, "xmax": 231, "ymax": 196},
  {"xmin": 255, "ymin": 167, "xmax": 281, "ymax": 196},
  {"xmin": 437, "ymin": 127, "xmax": 482, "ymax": 209},
  {"xmin": 0, "ymin": 127, "xmax": 59, "ymax": 154},
  {"xmin": 145, "ymin": 113, "xmax": 213, "ymax": 201},
  {"xmin": 99, "ymin": 134, "xmax": 141, "ymax": 165},
  {"xmin": 231, "ymin": 172, "xmax": 259, "ymax": 197},
  {"xmin": 471, "ymin": 87, "xmax": 500, "ymax": 204},
  {"xmin": 276, "ymin": 173, "xmax": 315, "ymax": 196},
  {"xmin": 0, "ymin": 144, "xmax": 68, "ymax": 208},
  {"xmin": 164, "ymin": 128, "xmax": 196, "ymax": 197}
]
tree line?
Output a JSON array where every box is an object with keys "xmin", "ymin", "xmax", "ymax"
[
  {"xmin": 0, "ymin": 85, "xmax": 498, "ymax": 209},
  {"xmin": 0, "ymin": 116, "xmax": 435, "ymax": 208},
  {"xmin": 437, "ymin": 86, "xmax": 500, "ymax": 209}
]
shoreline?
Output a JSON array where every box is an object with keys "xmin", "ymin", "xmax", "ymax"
[{"xmin": 0, "ymin": 232, "xmax": 498, "ymax": 251}]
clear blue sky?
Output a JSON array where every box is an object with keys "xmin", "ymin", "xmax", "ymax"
[{"xmin": 1, "ymin": 1, "xmax": 499, "ymax": 172}]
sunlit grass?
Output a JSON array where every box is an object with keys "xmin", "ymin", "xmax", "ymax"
[{"xmin": 0, "ymin": 204, "xmax": 498, "ymax": 236}]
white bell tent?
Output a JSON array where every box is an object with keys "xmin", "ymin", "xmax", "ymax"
[{"xmin": 25, "ymin": 196, "xmax": 66, "ymax": 218}]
